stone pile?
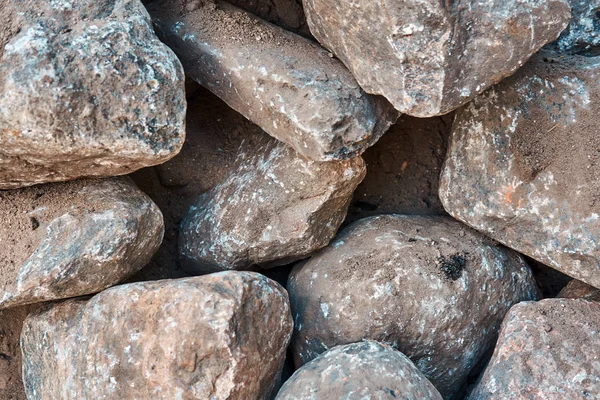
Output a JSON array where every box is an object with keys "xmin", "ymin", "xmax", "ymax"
[{"xmin": 1, "ymin": 0, "xmax": 599, "ymax": 399}]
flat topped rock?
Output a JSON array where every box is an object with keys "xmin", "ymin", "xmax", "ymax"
[
  {"xmin": 0, "ymin": 0, "xmax": 186, "ymax": 189},
  {"xmin": 21, "ymin": 272, "xmax": 293, "ymax": 400},
  {"xmin": 0, "ymin": 177, "xmax": 163, "ymax": 309},
  {"xmin": 303, "ymin": 0, "xmax": 570, "ymax": 116},
  {"xmin": 440, "ymin": 51, "xmax": 600, "ymax": 288}
]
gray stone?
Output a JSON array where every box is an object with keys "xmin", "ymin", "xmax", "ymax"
[
  {"xmin": 440, "ymin": 51, "xmax": 600, "ymax": 288},
  {"xmin": 148, "ymin": 0, "xmax": 398, "ymax": 162},
  {"xmin": 303, "ymin": 0, "xmax": 570, "ymax": 117},
  {"xmin": 548, "ymin": 0, "xmax": 600, "ymax": 54},
  {"xmin": 21, "ymin": 272, "xmax": 293, "ymax": 400},
  {"xmin": 276, "ymin": 341, "xmax": 443, "ymax": 400},
  {"xmin": 468, "ymin": 299, "xmax": 600, "ymax": 399},
  {"xmin": 0, "ymin": 0, "xmax": 186, "ymax": 189},
  {"xmin": 0, "ymin": 177, "xmax": 163, "ymax": 309},
  {"xmin": 179, "ymin": 135, "xmax": 365, "ymax": 273},
  {"xmin": 288, "ymin": 215, "xmax": 537, "ymax": 399}
]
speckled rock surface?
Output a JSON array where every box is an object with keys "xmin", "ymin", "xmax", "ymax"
[
  {"xmin": 0, "ymin": 177, "xmax": 163, "ymax": 309},
  {"xmin": 288, "ymin": 215, "xmax": 537, "ymax": 399},
  {"xmin": 468, "ymin": 299, "xmax": 600, "ymax": 399},
  {"xmin": 0, "ymin": 0, "xmax": 186, "ymax": 189},
  {"xmin": 148, "ymin": 0, "xmax": 398, "ymax": 161},
  {"xmin": 440, "ymin": 51, "xmax": 600, "ymax": 289},
  {"xmin": 179, "ymin": 135, "xmax": 365, "ymax": 273},
  {"xmin": 558, "ymin": 279, "xmax": 600, "ymax": 301},
  {"xmin": 276, "ymin": 341, "xmax": 443, "ymax": 400},
  {"xmin": 21, "ymin": 272, "xmax": 293, "ymax": 400},
  {"xmin": 547, "ymin": 0, "xmax": 600, "ymax": 54},
  {"xmin": 303, "ymin": 0, "xmax": 570, "ymax": 117},
  {"xmin": 227, "ymin": 0, "xmax": 311, "ymax": 37}
]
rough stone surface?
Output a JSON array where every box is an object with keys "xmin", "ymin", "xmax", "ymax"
[
  {"xmin": 148, "ymin": 0, "xmax": 398, "ymax": 161},
  {"xmin": 179, "ymin": 135, "xmax": 366, "ymax": 273},
  {"xmin": 547, "ymin": 0, "xmax": 600, "ymax": 54},
  {"xmin": 468, "ymin": 299, "xmax": 600, "ymax": 399},
  {"xmin": 0, "ymin": 177, "xmax": 163, "ymax": 309},
  {"xmin": 288, "ymin": 215, "xmax": 537, "ymax": 399},
  {"xmin": 440, "ymin": 51, "xmax": 600, "ymax": 289},
  {"xmin": 558, "ymin": 279, "xmax": 600, "ymax": 301},
  {"xmin": 227, "ymin": 0, "xmax": 311, "ymax": 37},
  {"xmin": 303, "ymin": 0, "xmax": 570, "ymax": 117},
  {"xmin": 276, "ymin": 341, "xmax": 443, "ymax": 400},
  {"xmin": 0, "ymin": 0, "xmax": 186, "ymax": 189},
  {"xmin": 21, "ymin": 272, "xmax": 293, "ymax": 400}
]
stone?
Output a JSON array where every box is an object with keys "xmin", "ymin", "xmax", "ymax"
[
  {"xmin": 179, "ymin": 135, "xmax": 366, "ymax": 273},
  {"xmin": 227, "ymin": 0, "xmax": 311, "ymax": 37},
  {"xmin": 547, "ymin": 0, "xmax": 600, "ymax": 54},
  {"xmin": 558, "ymin": 279, "xmax": 600, "ymax": 301},
  {"xmin": 276, "ymin": 341, "xmax": 443, "ymax": 400},
  {"xmin": 288, "ymin": 215, "xmax": 537, "ymax": 398},
  {"xmin": 440, "ymin": 51, "xmax": 600, "ymax": 288},
  {"xmin": 303, "ymin": 0, "xmax": 570, "ymax": 117},
  {"xmin": 0, "ymin": 0, "xmax": 186, "ymax": 189},
  {"xmin": 468, "ymin": 299, "xmax": 600, "ymax": 399},
  {"xmin": 0, "ymin": 177, "xmax": 163, "ymax": 309},
  {"xmin": 21, "ymin": 271, "xmax": 293, "ymax": 400},
  {"xmin": 148, "ymin": 0, "xmax": 398, "ymax": 162}
]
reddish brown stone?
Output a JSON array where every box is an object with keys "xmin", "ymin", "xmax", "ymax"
[{"xmin": 558, "ymin": 279, "xmax": 600, "ymax": 301}]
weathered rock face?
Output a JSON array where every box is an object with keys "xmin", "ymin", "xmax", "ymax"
[
  {"xmin": 288, "ymin": 215, "xmax": 537, "ymax": 399},
  {"xmin": 148, "ymin": 0, "xmax": 398, "ymax": 162},
  {"xmin": 0, "ymin": 306, "xmax": 35, "ymax": 400},
  {"xmin": 276, "ymin": 341, "xmax": 443, "ymax": 400},
  {"xmin": 0, "ymin": 178, "xmax": 163, "ymax": 309},
  {"xmin": 469, "ymin": 299, "xmax": 600, "ymax": 399},
  {"xmin": 179, "ymin": 135, "xmax": 365, "ymax": 273},
  {"xmin": 558, "ymin": 279, "xmax": 600, "ymax": 301},
  {"xmin": 547, "ymin": 0, "xmax": 600, "ymax": 54},
  {"xmin": 440, "ymin": 51, "xmax": 600, "ymax": 289},
  {"xmin": 0, "ymin": 0, "xmax": 186, "ymax": 189},
  {"xmin": 303, "ymin": 0, "xmax": 570, "ymax": 117},
  {"xmin": 21, "ymin": 272, "xmax": 293, "ymax": 400},
  {"xmin": 227, "ymin": 0, "xmax": 311, "ymax": 37}
]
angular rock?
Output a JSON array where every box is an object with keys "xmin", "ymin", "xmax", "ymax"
[
  {"xmin": 0, "ymin": 177, "xmax": 163, "ymax": 309},
  {"xmin": 21, "ymin": 272, "xmax": 293, "ymax": 400},
  {"xmin": 440, "ymin": 51, "xmax": 600, "ymax": 288},
  {"xmin": 288, "ymin": 215, "xmax": 537, "ymax": 398},
  {"xmin": 276, "ymin": 341, "xmax": 443, "ymax": 400},
  {"xmin": 148, "ymin": 0, "xmax": 398, "ymax": 162},
  {"xmin": 548, "ymin": 0, "xmax": 600, "ymax": 54},
  {"xmin": 0, "ymin": 0, "xmax": 186, "ymax": 189},
  {"xmin": 303, "ymin": 0, "xmax": 570, "ymax": 117},
  {"xmin": 227, "ymin": 0, "xmax": 311, "ymax": 37},
  {"xmin": 558, "ymin": 279, "xmax": 600, "ymax": 301},
  {"xmin": 179, "ymin": 136, "xmax": 366, "ymax": 273},
  {"xmin": 469, "ymin": 299, "xmax": 600, "ymax": 399}
]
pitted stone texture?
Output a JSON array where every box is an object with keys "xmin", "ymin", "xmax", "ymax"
[
  {"xmin": 276, "ymin": 341, "xmax": 443, "ymax": 400},
  {"xmin": 558, "ymin": 279, "xmax": 600, "ymax": 301},
  {"xmin": 468, "ymin": 299, "xmax": 600, "ymax": 399},
  {"xmin": 148, "ymin": 0, "xmax": 398, "ymax": 162},
  {"xmin": 0, "ymin": 306, "xmax": 35, "ymax": 400},
  {"xmin": 0, "ymin": 177, "xmax": 163, "ymax": 309},
  {"xmin": 440, "ymin": 52, "xmax": 600, "ymax": 289},
  {"xmin": 179, "ymin": 136, "xmax": 365, "ymax": 273},
  {"xmin": 303, "ymin": 0, "xmax": 570, "ymax": 117},
  {"xmin": 21, "ymin": 272, "xmax": 293, "ymax": 400},
  {"xmin": 227, "ymin": 0, "xmax": 311, "ymax": 37},
  {"xmin": 0, "ymin": 0, "xmax": 186, "ymax": 189},
  {"xmin": 547, "ymin": 0, "xmax": 600, "ymax": 54},
  {"xmin": 288, "ymin": 215, "xmax": 537, "ymax": 399}
]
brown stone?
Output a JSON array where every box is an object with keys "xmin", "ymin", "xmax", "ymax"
[
  {"xmin": 440, "ymin": 51, "xmax": 600, "ymax": 288},
  {"xmin": 0, "ymin": 177, "xmax": 163, "ymax": 309},
  {"xmin": 468, "ymin": 299, "xmax": 600, "ymax": 399},
  {"xmin": 226, "ymin": 0, "xmax": 311, "ymax": 37},
  {"xmin": 558, "ymin": 279, "xmax": 600, "ymax": 301},
  {"xmin": 179, "ymin": 135, "xmax": 365, "ymax": 273},
  {"xmin": 276, "ymin": 341, "xmax": 443, "ymax": 400},
  {"xmin": 148, "ymin": 0, "xmax": 398, "ymax": 162},
  {"xmin": 288, "ymin": 215, "xmax": 537, "ymax": 399},
  {"xmin": 303, "ymin": 0, "xmax": 570, "ymax": 117},
  {"xmin": 21, "ymin": 272, "xmax": 293, "ymax": 400},
  {"xmin": 0, "ymin": 0, "xmax": 186, "ymax": 189}
]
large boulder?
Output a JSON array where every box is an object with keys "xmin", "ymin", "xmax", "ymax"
[
  {"xmin": 0, "ymin": 0, "xmax": 186, "ymax": 189},
  {"xmin": 21, "ymin": 272, "xmax": 293, "ymax": 400},
  {"xmin": 547, "ymin": 0, "xmax": 600, "ymax": 54},
  {"xmin": 469, "ymin": 299, "xmax": 600, "ymax": 399},
  {"xmin": 179, "ymin": 135, "xmax": 365, "ymax": 273},
  {"xmin": 302, "ymin": 0, "xmax": 570, "ymax": 117},
  {"xmin": 148, "ymin": 0, "xmax": 398, "ymax": 162},
  {"xmin": 288, "ymin": 215, "xmax": 537, "ymax": 398},
  {"xmin": 0, "ymin": 177, "xmax": 163, "ymax": 309},
  {"xmin": 440, "ymin": 51, "xmax": 600, "ymax": 288},
  {"xmin": 276, "ymin": 341, "xmax": 443, "ymax": 400}
]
